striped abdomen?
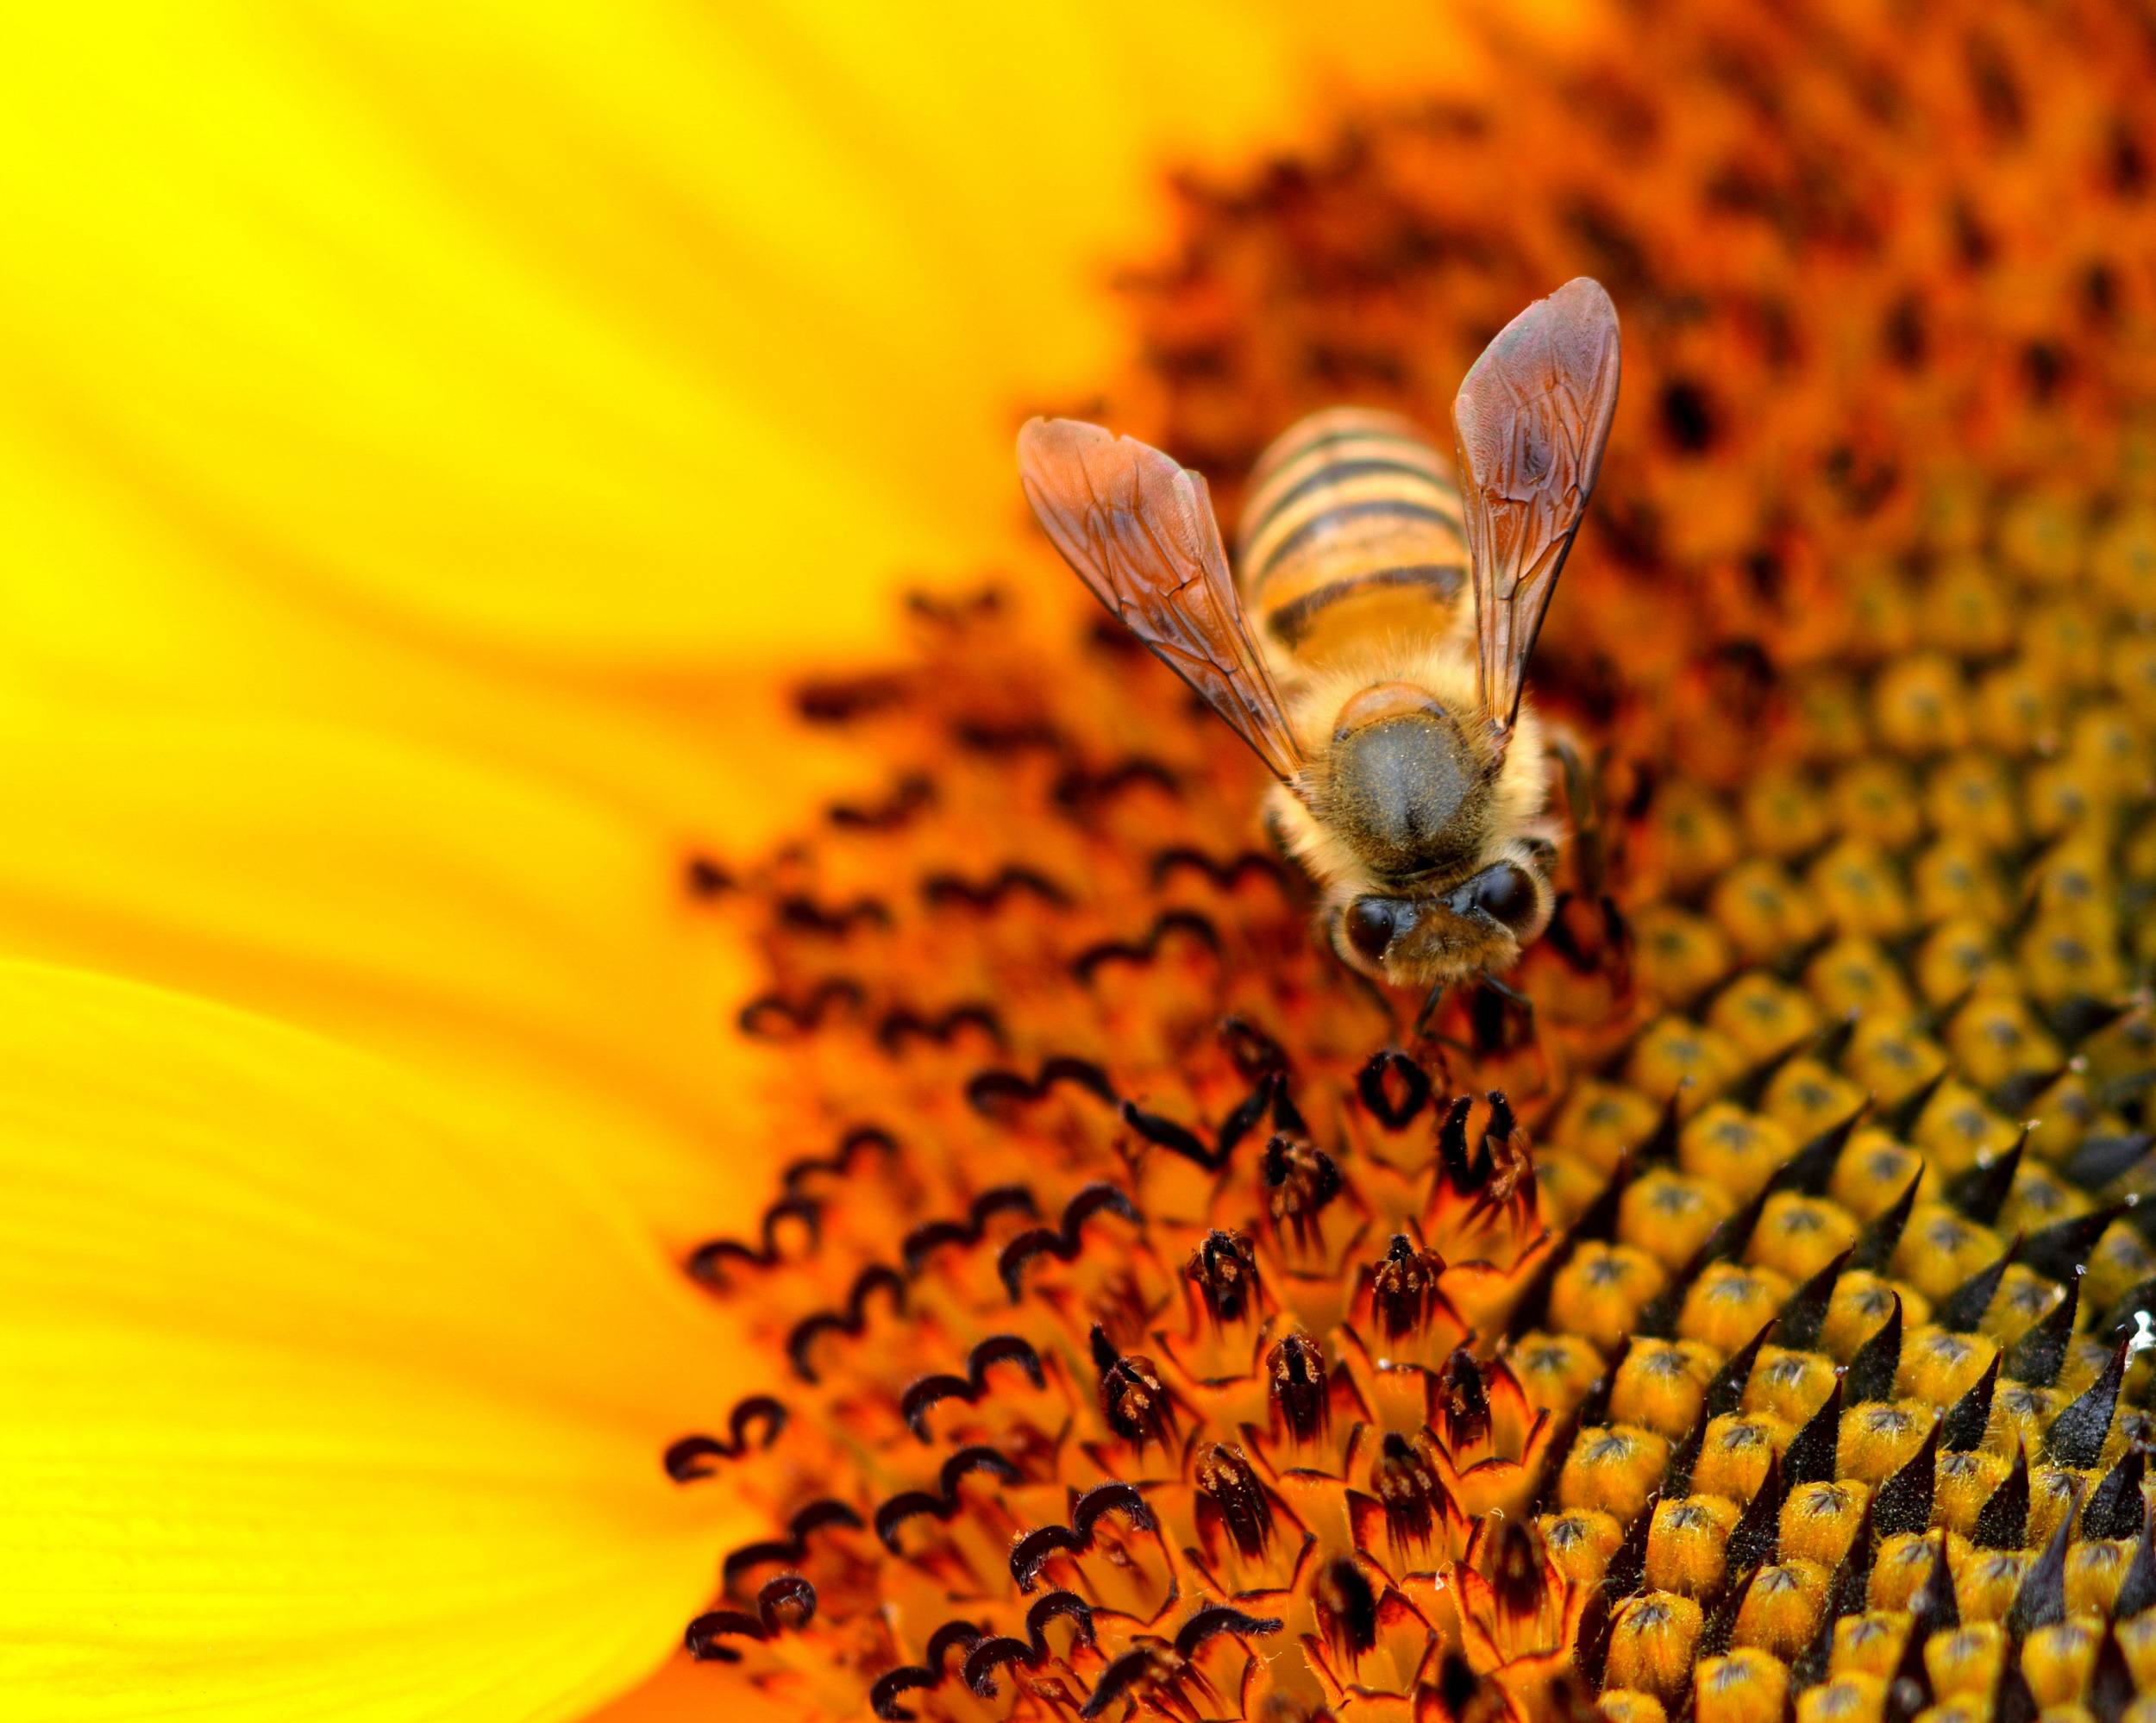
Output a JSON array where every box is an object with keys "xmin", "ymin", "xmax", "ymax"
[{"xmin": 1235, "ymin": 407, "xmax": 1469, "ymax": 668}]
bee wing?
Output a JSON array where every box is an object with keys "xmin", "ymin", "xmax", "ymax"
[
  {"xmin": 1018, "ymin": 417, "xmax": 1307, "ymax": 782},
  {"xmin": 1451, "ymin": 277, "xmax": 1622, "ymax": 731}
]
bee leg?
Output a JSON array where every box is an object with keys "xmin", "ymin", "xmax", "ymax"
[
  {"xmin": 1412, "ymin": 981, "xmax": 1450, "ymax": 1041},
  {"xmin": 1480, "ymin": 971, "xmax": 1532, "ymax": 1010},
  {"xmin": 1410, "ymin": 987, "xmax": 1476, "ymax": 1062},
  {"xmin": 1481, "ymin": 970, "xmax": 1537, "ymax": 1027},
  {"xmin": 1545, "ymin": 733, "xmax": 1606, "ymax": 899},
  {"xmin": 1473, "ymin": 972, "xmax": 1538, "ymax": 1055}
]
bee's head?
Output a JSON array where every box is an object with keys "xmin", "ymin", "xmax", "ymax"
[{"xmin": 1332, "ymin": 851, "xmax": 1555, "ymax": 987}]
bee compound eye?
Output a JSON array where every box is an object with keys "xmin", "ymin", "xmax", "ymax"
[
  {"xmin": 1470, "ymin": 863, "xmax": 1539, "ymax": 930},
  {"xmin": 1344, "ymin": 897, "xmax": 1407, "ymax": 964}
]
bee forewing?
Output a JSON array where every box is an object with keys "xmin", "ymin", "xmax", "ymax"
[
  {"xmin": 1451, "ymin": 277, "xmax": 1622, "ymax": 731},
  {"xmin": 1017, "ymin": 417, "xmax": 1308, "ymax": 783}
]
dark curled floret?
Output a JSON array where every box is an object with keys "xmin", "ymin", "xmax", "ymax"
[
  {"xmin": 899, "ymin": 1333, "xmax": 1047, "ymax": 1440},
  {"xmin": 900, "ymin": 1185, "xmax": 1040, "ymax": 1276},
  {"xmin": 685, "ymin": 1195, "xmax": 822, "ymax": 1285},
  {"xmin": 961, "ymin": 1593, "xmax": 1098, "ymax": 1697},
  {"xmin": 997, "ymin": 1183, "xmax": 1143, "ymax": 1302},
  {"xmin": 662, "ymin": 1394, "xmax": 790, "ymax": 1482},
  {"xmin": 1010, "ymin": 1482, "xmax": 1159, "ymax": 1593},
  {"xmin": 719, "ymin": 1501, "xmax": 864, "ymax": 1588},
  {"xmin": 685, "ymin": 1576, "xmax": 817, "ymax": 1661},
  {"xmin": 785, "ymin": 1263, "xmax": 908, "ymax": 1383},
  {"xmin": 873, "ymin": 1446, "xmax": 1026, "ymax": 1551}
]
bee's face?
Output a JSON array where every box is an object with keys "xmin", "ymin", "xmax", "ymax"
[
  {"xmin": 1331, "ymin": 854, "xmax": 1554, "ymax": 987},
  {"xmin": 1300, "ymin": 701, "xmax": 1556, "ymax": 987}
]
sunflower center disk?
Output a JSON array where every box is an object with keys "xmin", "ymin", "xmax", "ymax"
[{"xmin": 667, "ymin": 1, "xmax": 2156, "ymax": 1714}]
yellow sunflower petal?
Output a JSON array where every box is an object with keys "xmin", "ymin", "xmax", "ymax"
[
  {"xmin": 0, "ymin": 695, "xmax": 804, "ymax": 1244},
  {"xmin": 0, "ymin": 0, "xmax": 1492, "ymax": 681},
  {"xmin": 0, "ymin": 960, "xmax": 755, "ymax": 1720}
]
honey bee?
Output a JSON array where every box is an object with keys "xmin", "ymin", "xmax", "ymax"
[{"xmin": 1018, "ymin": 277, "xmax": 1621, "ymax": 999}]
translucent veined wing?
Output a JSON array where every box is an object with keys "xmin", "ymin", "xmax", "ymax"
[
  {"xmin": 1451, "ymin": 277, "xmax": 1622, "ymax": 731},
  {"xmin": 1018, "ymin": 417, "xmax": 1307, "ymax": 783}
]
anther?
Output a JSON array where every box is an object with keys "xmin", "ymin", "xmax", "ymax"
[
  {"xmin": 1369, "ymin": 1432, "xmax": 1447, "ymax": 1551},
  {"xmin": 1262, "ymin": 1134, "xmax": 1342, "ymax": 1247},
  {"xmin": 1092, "ymin": 1325, "xmax": 1175, "ymax": 1450},
  {"xmin": 1844, "ymin": 1293, "xmax": 1903, "ymax": 1404},
  {"xmin": 1946, "ymin": 1132, "xmax": 2025, "ymax": 1226},
  {"xmin": 1432, "ymin": 1647, "xmax": 1483, "ymax": 1716},
  {"xmin": 1269, "ymin": 1331, "xmax": 1330, "ymax": 1445},
  {"xmin": 1079, "ymin": 1646, "xmax": 1184, "ymax": 1720},
  {"xmin": 1940, "ymin": 1350, "xmax": 2002, "ymax": 1452},
  {"xmin": 1195, "ymin": 1442, "xmax": 1274, "ymax": 1559},
  {"xmin": 2064, "ymin": 1130, "xmax": 2155, "ymax": 1188},
  {"xmin": 1437, "ymin": 1347, "xmax": 1491, "ymax": 1450},
  {"xmin": 1219, "ymin": 1014, "xmax": 1289, "ymax": 1081},
  {"xmin": 2021, "ymin": 1206, "xmax": 2122, "ymax": 1282},
  {"xmin": 1934, "ymin": 1237, "xmax": 2020, "ymax": 1333},
  {"xmin": 2009, "ymin": 1496, "xmax": 2076, "ymax": 1639},
  {"xmin": 1470, "ymin": 979, "xmax": 1536, "ymax": 1054},
  {"xmin": 1369, "ymin": 1233, "xmax": 1446, "ymax": 1341},
  {"xmin": 2042, "ymin": 1336, "xmax": 2127, "ymax": 1468},
  {"xmin": 1185, "ymin": 1230, "xmax": 1259, "ymax": 1325},
  {"xmin": 2002, "ymin": 1271, "xmax": 2078, "ymax": 1387},
  {"xmin": 1481, "ymin": 1090, "xmax": 1520, "ymax": 1165},
  {"xmin": 1174, "ymin": 1605, "xmax": 1284, "ymax": 1660},
  {"xmin": 1783, "ymin": 1381, "xmax": 1844, "ymax": 1486},
  {"xmin": 1848, "ymin": 1169, "xmax": 1922, "ymax": 1272},
  {"xmin": 1871, "ymin": 1418, "xmax": 1940, "ymax": 1539}
]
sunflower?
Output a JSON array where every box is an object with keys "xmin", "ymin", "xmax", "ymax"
[{"xmin": 8, "ymin": 2, "xmax": 2156, "ymax": 1721}]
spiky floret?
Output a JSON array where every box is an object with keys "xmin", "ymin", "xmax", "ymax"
[{"xmin": 670, "ymin": 0, "xmax": 2156, "ymax": 1717}]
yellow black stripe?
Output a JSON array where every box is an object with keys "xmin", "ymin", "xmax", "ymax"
[
  {"xmin": 1252, "ymin": 455, "xmax": 1451, "ymax": 534},
  {"xmin": 1250, "ymin": 497, "xmax": 1457, "ymax": 583},
  {"xmin": 1266, "ymin": 562, "xmax": 1466, "ymax": 648},
  {"xmin": 1237, "ymin": 408, "xmax": 1469, "ymax": 655}
]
